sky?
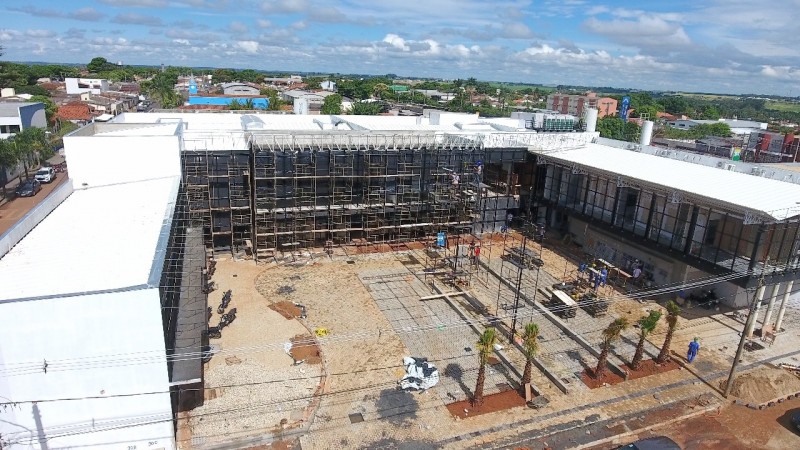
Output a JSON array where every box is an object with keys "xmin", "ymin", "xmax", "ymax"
[{"xmin": 1, "ymin": 0, "xmax": 799, "ymax": 95}]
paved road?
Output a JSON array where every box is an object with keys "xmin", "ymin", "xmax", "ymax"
[{"xmin": 0, "ymin": 172, "xmax": 69, "ymax": 235}]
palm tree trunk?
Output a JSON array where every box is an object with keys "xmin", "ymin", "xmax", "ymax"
[
  {"xmin": 657, "ymin": 326, "xmax": 675, "ymax": 363},
  {"xmin": 595, "ymin": 346, "xmax": 609, "ymax": 378},
  {"xmin": 473, "ymin": 364, "xmax": 486, "ymax": 406},
  {"xmin": 521, "ymin": 360, "xmax": 532, "ymax": 394},
  {"xmin": 631, "ymin": 335, "xmax": 646, "ymax": 370}
]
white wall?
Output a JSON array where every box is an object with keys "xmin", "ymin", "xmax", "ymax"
[
  {"xmin": 64, "ymin": 134, "xmax": 182, "ymax": 187},
  {"xmin": 0, "ymin": 289, "xmax": 175, "ymax": 449}
]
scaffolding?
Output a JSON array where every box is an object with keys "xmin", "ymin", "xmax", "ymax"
[{"xmin": 181, "ymin": 132, "xmax": 534, "ymax": 259}]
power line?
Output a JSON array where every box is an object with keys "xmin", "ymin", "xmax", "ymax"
[{"xmin": 0, "ymin": 268, "xmax": 767, "ymax": 376}]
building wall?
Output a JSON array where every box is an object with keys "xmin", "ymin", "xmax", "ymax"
[
  {"xmin": 0, "ymin": 289, "xmax": 175, "ymax": 449},
  {"xmin": 64, "ymin": 134, "xmax": 182, "ymax": 187},
  {"xmin": 187, "ymin": 96, "xmax": 269, "ymax": 109},
  {"xmin": 17, "ymin": 103, "xmax": 47, "ymax": 130}
]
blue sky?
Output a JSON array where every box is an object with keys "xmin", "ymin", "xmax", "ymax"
[{"xmin": 2, "ymin": 0, "xmax": 799, "ymax": 95}]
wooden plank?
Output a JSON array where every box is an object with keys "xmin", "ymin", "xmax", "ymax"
[{"xmin": 420, "ymin": 291, "xmax": 468, "ymax": 301}]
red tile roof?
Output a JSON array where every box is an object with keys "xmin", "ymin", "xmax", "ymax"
[{"xmin": 56, "ymin": 102, "xmax": 92, "ymax": 121}]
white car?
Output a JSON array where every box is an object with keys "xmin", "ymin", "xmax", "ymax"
[{"xmin": 35, "ymin": 167, "xmax": 56, "ymax": 183}]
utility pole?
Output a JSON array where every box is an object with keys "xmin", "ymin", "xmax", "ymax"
[
  {"xmin": 723, "ymin": 265, "xmax": 767, "ymax": 398},
  {"xmin": 509, "ymin": 235, "xmax": 527, "ymax": 343}
]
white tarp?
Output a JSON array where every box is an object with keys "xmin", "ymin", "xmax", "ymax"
[{"xmin": 399, "ymin": 357, "xmax": 440, "ymax": 391}]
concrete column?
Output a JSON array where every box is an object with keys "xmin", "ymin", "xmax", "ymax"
[
  {"xmin": 774, "ymin": 280, "xmax": 794, "ymax": 332},
  {"xmin": 762, "ymin": 282, "xmax": 781, "ymax": 330},
  {"xmin": 745, "ymin": 285, "xmax": 766, "ymax": 338}
]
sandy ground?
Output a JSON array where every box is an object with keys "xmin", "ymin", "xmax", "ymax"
[
  {"xmin": 173, "ymin": 235, "xmax": 800, "ymax": 450},
  {"xmin": 178, "ymin": 258, "xmax": 319, "ymax": 449},
  {"xmin": 724, "ymin": 366, "xmax": 800, "ymax": 404}
]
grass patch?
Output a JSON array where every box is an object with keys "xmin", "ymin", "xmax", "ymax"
[{"xmin": 765, "ymin": 101, "xmax": 800, "ymax": 113}]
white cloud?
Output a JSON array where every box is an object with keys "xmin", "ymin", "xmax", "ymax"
[
  {"xmin": 383, "ymin": 34, "xmax": 409, "ymax": 51},
  {"xmin": 25, "ymin": 29, "xmax": 56, "ymax": 38},
  {"xmin": 257, "ymin": 19, "xmax": 272, "ymax": 28},
  {"xmin": 236, "ymin": 40, "xmax": 260, "ymax": 53},
  {"xmin": 173, "ymin": 39, "xmax": 190, "ymax": 45}
]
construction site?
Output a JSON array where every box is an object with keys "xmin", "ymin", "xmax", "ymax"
[
  {"xmin": 163, "ymin": 113, "xmax": 800, "ymax": 449},
  {"xmin": 6, "ymin": 111, "xmax": 800, "ymax": 449}
]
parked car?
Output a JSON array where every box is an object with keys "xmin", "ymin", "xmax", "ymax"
[
  {"xmin": 15, "ymin": 179, "xmax": 42, "ymax": 197},
  {"xmin": 35, "ymin": 167, "xmax": 56, "ymax": 183},
  {"xmin": 618, "ymin": 436, "xmax": 682, "ymax": 450}
]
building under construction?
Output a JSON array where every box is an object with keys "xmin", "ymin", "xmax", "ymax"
[{"xmin": 177, "ymin": 112, "xmax": 590, "ymax": 260}]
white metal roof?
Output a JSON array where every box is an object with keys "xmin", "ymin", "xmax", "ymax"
[
  {"xmin": 540, "ymin": 142, "xmax": 800, "ymax": 221},
  {"xmin": 0, "ymin": 176, "xmax": 180, "ymax": 301}
]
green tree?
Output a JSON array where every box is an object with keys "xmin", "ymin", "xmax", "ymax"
[
  {"xmin": 144, "ymin": 72, "xmax": 181, "ymax": 109},
  {"xmin": 520, "ymin": 323, "xmax": 540, "ymax": 394},
  {"xmin": 259, "ymin": 88, "xmax": 284, "ymax": 111},
  {"xmin": 0, "ymin": 139, "xmax": 19, "ymax": 199},
  {"xmin": 321, "ymin": 94, "xmax": 342, "ymax": 114},
  {"xmin": 595, "ymin": 318, "xmax": 629, "ymax": 379},
  {"xmin": 473, "ymin": 327, "xmax": 497, "ymax": 406},
  {"xmin": 372, "ymin": 83, "xmax": 389, "ymax": 99},
  {"xmin": 656, "ymin": 301, "xmax": 681, "ymax": 364},
  {"xmin": 630, "ymin": 310, "xmax": 662, "ymax": 370},
  {"xmin": 633, "ymin": 105, "xmax": 659, "ymax": 120},
  {"xmin": 596, "ymin": 116, "xmax": 624, "ymax": 139},
  {"xmin": 87, "ymin": 57, "xmax": 113, "ymax": 73},
  {"xmin": 350, "ymin": 101, "xmax": 383, "ymax": 115}
]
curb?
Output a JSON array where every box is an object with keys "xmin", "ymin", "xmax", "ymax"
[
  {"xmin": 575, "ymin": 402, "xmax": 720, "ymax": 450},
  {"xmin": 734, "ymin": 390, "xmax": 800, "ymax": 410}
]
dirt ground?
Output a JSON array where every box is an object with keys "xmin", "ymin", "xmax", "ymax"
[
  {"xmin": 270, "ymin": 300, "xmax": 304, "ymax": 319},
  {"xmin": 626, "ymin": 358, "xmax": 681, "ymax": 381},
  {"xmin": 722, "ymin": 366, "xmax": 800, "ymax": 404},
  {"xmin": 581, "ymin": 364, "xmax": 627, "ymax": 389},
  {"xmin": 632, "ymin": 396, "xmax": 800, "ymax": 450},
  {"xmin": 290, "ymin": 334, "xmax": 323, "ymax": 364},
  {"xmin": 446, "ymin": 389, "xmax": 527, "ymax": 419}
]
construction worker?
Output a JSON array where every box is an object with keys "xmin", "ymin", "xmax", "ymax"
[{"xmin": 687, "ymin": 337, "xmax": 700, "ymax": 363}]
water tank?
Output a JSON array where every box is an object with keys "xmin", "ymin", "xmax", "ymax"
[
  {"xmin": 640, "ymin": 121, "xmax": 654, "ymax": 146},
  {"xmin": 585, "ymin": 108, "xmax": 598, "ymax": 133}
]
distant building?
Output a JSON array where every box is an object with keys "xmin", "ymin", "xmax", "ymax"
[
  {"xmin": 0, "ymin": 101, "xmax": 47, "ymax": 139},
  {"xmin": 186, "ymin": 95, "xmax": 269, "ymax": 110},
  {"xmin": 65, "ymin": 77, "xmax": 110, "ymax": 95},
  {"xmin": 221, "ymin": 82, "xmax": 260, "ymax": 96},
  {"xmin": 667, "ymin": 118, "xmax": 768, "ymax": 136},
  {"xmin": 547, "ymin": 92, "xmax": 618, "ymax": 118},
  {"xmin": 746, "ymin": 131, "xmax": 800, "ymax": 163},
  {"xmin": 55, "ymin": 102, "xmax": 94, "ymax": 125},
  {"xmin": 320, "ymin": 80, "xmax": 336, "ymax": 92},
  {"xmin": 263, "ymin": 75, "xmax": 303, "ymax": 85}
]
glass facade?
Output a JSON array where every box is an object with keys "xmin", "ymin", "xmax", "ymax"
[{"xmin": 537, "ymin": 162, "xmax": 800, "ymax": 274}]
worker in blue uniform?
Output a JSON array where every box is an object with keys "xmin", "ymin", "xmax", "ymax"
[{"xmin": 687, "ymin": 337, "xmax": 700, "ymax": 363}]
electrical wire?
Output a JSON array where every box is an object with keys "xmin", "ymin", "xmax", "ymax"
[{"xmin": 0, "ymin": 264, "xmax": 779, "ymax": 376}]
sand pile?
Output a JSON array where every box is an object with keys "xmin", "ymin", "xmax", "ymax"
[{"xmin": 724, "ymin": 366, "xmax": 800, "ymax": 404}]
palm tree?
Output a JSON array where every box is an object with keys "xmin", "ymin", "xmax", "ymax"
[
  {"xmin": 630, "ymin": 310, "xmax": 662, "ymax": 370},
  {"xmin": 520, "ymin": 323, "xmax": 540, "ymax": 394},
  {"xmin": 595, "ymin": 317, "xmax": 629, "ymax": 378},
  {"xmin": 657, "ymin": 301, "xmax": 681, "ymax": 363},
  {"xmin": 473, "ymin": 327, "xmax": 497, "ymax": 406}
]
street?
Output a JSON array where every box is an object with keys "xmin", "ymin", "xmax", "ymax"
[{"xmin": 0, "ymin": 172, "xmax": 69, "ymax": 235}]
